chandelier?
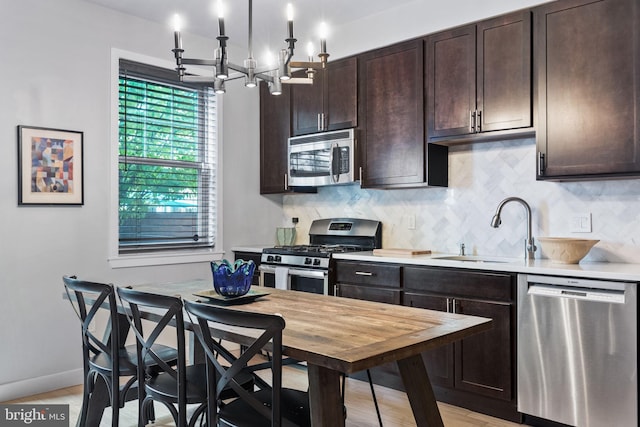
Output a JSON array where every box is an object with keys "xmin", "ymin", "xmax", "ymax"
[{"xmin": 172, "ymin": 0, "xmax": 330, "ymax": 96}]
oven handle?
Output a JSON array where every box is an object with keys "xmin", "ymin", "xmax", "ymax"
[{"xmin": 259, "ymin": 264, "xmax": 328, "ymax": 279}]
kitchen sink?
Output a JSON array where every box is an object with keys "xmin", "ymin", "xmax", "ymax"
[{"xmin": 432, "ymin": 255, "xmax": 518, "ymax": 264}]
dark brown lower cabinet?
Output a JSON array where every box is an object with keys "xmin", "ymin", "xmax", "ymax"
[
  {"xmin": 334, "ymin": 259, "xmax": 520, "ymax": 422},
  {"xmin": 403, "ymin": 267, "xmax": 519, "ymax": 422},
  {"xmin": 334, "ymin": 261, "xmax": 404, "ymax": 389}
]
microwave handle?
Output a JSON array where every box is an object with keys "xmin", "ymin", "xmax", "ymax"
[{"xmin": 330, "ymin": 143, "xmax": 340, "ymax": 183}]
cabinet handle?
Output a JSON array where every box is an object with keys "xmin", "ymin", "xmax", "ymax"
[
  {"xmin": 284, "ymin": 174, "xmax": 288, "ymax": 191},
  {"xmin": 355, "ymin": 271, "xmax": 373, "ymax": 276},
  {"xmin": 359, "ymin": 166, "xmax": 363, "ymax": 182},
  {"xmin": 470, "ymin": 110, "xmax": 476, "ymax": 133},
  {"xmin": 452, "ymin": 299, "xmax": 458, "ymax": 313},
  {"xmin": 446, "ymin": 298, "xmax": 452, "ymax": 313},
  {"xmin": 538, "ymin": 152, "xmax": 546, "ymax": 175},
  {"xmin": 476, "ymin": 110, "xmax": 482, "ymax": 133},
  {"xmin": 317, "ymin": 113, "xmax": 322, "ymax": 132}
]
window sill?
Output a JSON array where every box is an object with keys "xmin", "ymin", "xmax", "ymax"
[{"xmin": 109, "ymin": 250, "xmax": 223, "ymax": 269}]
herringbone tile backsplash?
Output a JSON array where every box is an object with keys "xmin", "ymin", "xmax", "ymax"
[{"xmin": 283, "ymin": 138, "xmax": 640, "ymax": 263}]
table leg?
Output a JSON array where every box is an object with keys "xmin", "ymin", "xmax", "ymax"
[
  {"xmin": 397, "ymin": 354, "xmax": 444, "ymax": 427},
  {"xmin": 307, "ymin": 364, "xmax": 344, "ymax": 427}
]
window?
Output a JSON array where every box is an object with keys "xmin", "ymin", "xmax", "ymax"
[{"xmin": 118, "ymin": 59, "xmax": 217, "ymax": 254}]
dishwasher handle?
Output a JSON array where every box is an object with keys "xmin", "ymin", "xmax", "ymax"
[{"xmin": 528, "ymin": 284, "xmax": 626, "ymax": 304}]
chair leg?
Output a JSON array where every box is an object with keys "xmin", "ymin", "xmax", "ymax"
[
  {"xmin": 366, "ymin": 369, "xmax": 383, "ymax": 427},
  {"xmin": 77, "ymin": 374, "xmax": 92, "ymax": 426}
]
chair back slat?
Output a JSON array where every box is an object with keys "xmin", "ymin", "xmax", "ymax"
[
  {"xmin": 184, "ymin": 299, "xmax": 287, "ymax": 427},
  {"xmin": 63, "ymin": 276, "xmax": 121, "ymax": 371},
  {"xmin": 116, "ymin": 287, "xmax": 188, "ymax": 409}
]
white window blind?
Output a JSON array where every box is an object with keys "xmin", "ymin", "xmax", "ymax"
[{"xmin": 118, "ymin": 59, "xmax": 217, "ymax": 253}]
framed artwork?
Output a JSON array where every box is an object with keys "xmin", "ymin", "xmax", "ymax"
[{"xmin": 17, "ymin": 125, "xmax": 84, "ymax": 206}]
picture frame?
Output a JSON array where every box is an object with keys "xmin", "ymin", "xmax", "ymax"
[{"xmin": 17, "ymin": 125, "xmax": 84, "ymax": 206}]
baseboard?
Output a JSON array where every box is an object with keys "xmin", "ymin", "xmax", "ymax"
[{"xmin": 0, "ymin": 369, "xmax": 83, "ymax": 402}]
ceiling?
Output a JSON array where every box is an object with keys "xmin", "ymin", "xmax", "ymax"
[{"xmin": 82, "ymin": 0, "xmax": 417, "ymax": 60}]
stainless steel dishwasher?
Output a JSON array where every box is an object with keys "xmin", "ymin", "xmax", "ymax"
[{"xmin": 517, "ymin": 274, "xmax": 637, "ymax": 427}]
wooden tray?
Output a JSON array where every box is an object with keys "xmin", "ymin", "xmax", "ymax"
[{"xmin": 372, "ymin": 248, "xmax": 432, "ymax": 256}]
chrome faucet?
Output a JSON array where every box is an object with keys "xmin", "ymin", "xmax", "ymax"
[{"xmin": 490, "ymin": 197, "xmax": 537, "ymax": 260}]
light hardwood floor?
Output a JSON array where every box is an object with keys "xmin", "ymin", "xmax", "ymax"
[{"xmin": 5, "ymin": 363, "xmax": 525, "ymax": 427}]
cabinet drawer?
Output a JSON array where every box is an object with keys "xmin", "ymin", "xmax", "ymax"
[
  {"xmin": 404, "ymin": 266, "xmax": 514, "ymax": 302},
  {"xmin": 337, "ymin": 283, "xmax": 401, "ymax": 305},
  {"xmin": 335, "ymin": 261, "xmax": 401, "ymax": 287}
]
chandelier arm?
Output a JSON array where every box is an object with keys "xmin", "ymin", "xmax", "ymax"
[
  {"xmin": 289, "ymin": 60, "xmax": 324, "ymax": 69},
  {"xmin": 182, "ymin": 76, "xmax": 217, "ymax": 83},
  {"xmin": 226, "ymin": 62, "xmax": 250, "ymax": 75},
  {"xmin": 282, "ymin": 77, "xmax": 314, "ymax": 85},
  {"xmin": 254, "ymin": 65, "xmax": 279, "ymax": 74},
  {"xmin": 255, "ymin": 73, "xmax": 274, "ymax": 84},
  {"xmin": 181, "ymin": 58, "xmax": 217, "ymax": 66},
  {"xmin": 220, "ymin": 73, "xmax": 246, "ymax": 82}
]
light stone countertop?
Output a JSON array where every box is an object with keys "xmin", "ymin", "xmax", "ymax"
[{"xmin": 333, "ymin": 251, "xmax": 640, "ymax": 282}]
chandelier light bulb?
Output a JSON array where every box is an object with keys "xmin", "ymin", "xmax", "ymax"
[
  {"xmin": 217, "ymin": 0, "xmax": 224, "ymax": 19},
  {"xmin": 318, "ymin": 22, "xmax": 328, "ymax": 40},
  {"xmin": 172, "ymin": 14, "xmax": 182, "ymax": 32},
  {"xmin": 306, "ymin": 41, "xmax": 314, "ymax": 58},
  {"xmin": 287, "ymin": 3, "xmax": 294, "ymax": 21},
  {"xmin": 318, "ymin": 21, "xmax": 328, "ymax": 54}
]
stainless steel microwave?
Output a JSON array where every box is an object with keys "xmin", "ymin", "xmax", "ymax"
[{"xmin": 287, "ymin": 128, "xmax": 356, "ymax": 187}]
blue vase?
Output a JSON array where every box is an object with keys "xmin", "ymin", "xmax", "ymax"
[{"xmin": 211, "ymin": 259, "xmax": 256, "ymax": 297}]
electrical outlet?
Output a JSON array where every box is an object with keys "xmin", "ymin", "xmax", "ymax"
[
  {"xmin": 407, "ymin": 214, "xmax": 416, "ymax": 230},
  {"xmin": 570, "ymin": 212, "xmax": 592, "ymax": 233}
]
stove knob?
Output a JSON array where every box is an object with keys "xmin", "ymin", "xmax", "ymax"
[
  {"xmin": 266, "ymin": 255, "xmax": 274, "ymax": 262},
  {"xmin": 275, "ymin": 255, "xmax": 282, "ymax": 262},
  {"xmin": 313, "ymin": 258, "xmax": 321, "ymax": 266},
  {"xmin": 304, "ymin": 257, "xmax": 312, "ymax": 265}
]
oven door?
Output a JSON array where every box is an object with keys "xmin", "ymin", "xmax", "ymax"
[{"xmin": 259, "ymin": 265, "xmax": 328, "ymax": 295}]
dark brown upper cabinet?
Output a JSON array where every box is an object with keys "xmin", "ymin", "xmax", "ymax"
[
  {"xmin": 359, "ymin": 39, "xmax": 448, "ymax": 189},
  {"xmin": 291, "ymin": 56, "xmax": 358, "ymax": 136},
  {"xmin": 535, "ymin": 0, "xmax": 640, "ymax": 180},
  {"xmin": 259, "ymin": 81, "xmax": 291, "ymax": 194},
  {"xmin": 426, "ymin": 11, "xmax": 533, "ymax": 144}
]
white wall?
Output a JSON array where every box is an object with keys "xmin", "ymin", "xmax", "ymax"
[{"xmin": 0, "ymin": 0, "xmax": 282, "ymax": 400}]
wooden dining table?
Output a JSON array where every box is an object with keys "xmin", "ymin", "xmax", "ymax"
[{"xmin": 126, "ymin": 279, "xmax": 492, "ymax": 427}]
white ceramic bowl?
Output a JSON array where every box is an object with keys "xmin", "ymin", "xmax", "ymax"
[{"xmin": 537, "ymin": 237, "xmax": 599, "ymax": 264}]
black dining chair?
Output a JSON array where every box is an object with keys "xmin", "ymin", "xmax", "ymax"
[
  {"xmin": 184, "ymin": 299, "xmax": 312, "ymax": 427},
  {"xmin": 116, "ymin": 287, "xmax": 254, "ymax": 427},
  {"xmin": 63, "ymin": 275, "xmax": 178, "ymax": 427}
]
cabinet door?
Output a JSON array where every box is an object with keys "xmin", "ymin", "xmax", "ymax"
[
  {"xmin": 291, "ymin": 68, "xmax": 324, "ymax": 136},
  {"xmin": 404, "ymin": 292, "xmax": 454, "ymax": 388},
  {"xmin": 426, "ymin": 25, "xmax": 476, "ymax": 139},
  {"xmin": 477, "ymin": 11, "xmax": 532, "ymax": 133},
  {"xmin": 325, "ymin": 57, "xmax": 358, "ymax": 131},
  {"xmin": 454, "ymin": 298, "xmax": 513, "ymax": 401},
  {"xmin": 535, "ymin": 0, "xmax": 640, "ymax": 179},
  {"xmin": 260, "ymin": 82, "xmax": 291, "ymax": 194},
  {"xmin": 360, "ymin": 39, "xmax": 426, "ymax": 187}
]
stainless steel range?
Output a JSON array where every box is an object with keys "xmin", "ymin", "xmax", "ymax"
[{"xmin": 259, "ymin": 218, "xmax": 382, "ymax": 295}]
